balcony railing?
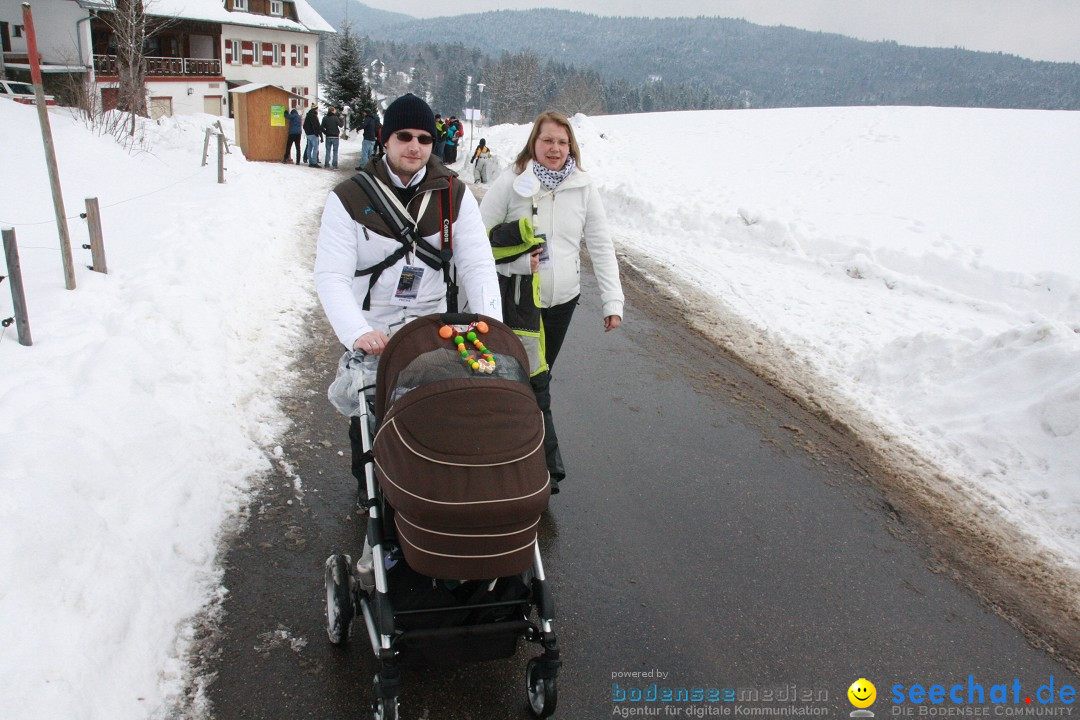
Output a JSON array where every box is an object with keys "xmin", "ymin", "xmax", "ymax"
[{"xmin": 93, "ymin": 55, "xmax": 221, "ymax": 77}]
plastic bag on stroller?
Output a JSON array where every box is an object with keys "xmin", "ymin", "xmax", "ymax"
[{"xmin": 327, "ymin": 350, "xmax": 379, "ymax": 418}]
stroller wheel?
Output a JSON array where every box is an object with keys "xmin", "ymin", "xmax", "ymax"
[
  {"xmin": 373, "ymin": 677, "xmax": 400, "ymax": 720},
  {"xmin": 324, "ymin": 553, "xmax": 354, "ymax": 645},
  {"xmin": 526, "ymin": 657, "xmax": 558, "ymax": 717}
]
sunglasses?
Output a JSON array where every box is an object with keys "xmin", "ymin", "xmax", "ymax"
[{"xmin": 392, "ymin": 131, "xmax": 434, "ymax": 145}]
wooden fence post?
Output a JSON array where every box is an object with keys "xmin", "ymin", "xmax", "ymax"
[
  {"xmin": 83, "ymin": 197, "xmax": 108, "ymax": 274},
  {"xmin": 215, "ymin": 120, "xmax": 232, "ymax": 153},
  {"xmin": 2, "ymin": 227, "xmax": 33, "ymax": 346},
  {"xmin": 217, "ymin": 133, "xmax": 226, "ymax": 184},
  {"xmin": 202, "ymin": 127, "xmax": 212, "ymax": 167},
  {"xmin": 23, "ymin": 3, "xmax": 75, "ymax": 290}
]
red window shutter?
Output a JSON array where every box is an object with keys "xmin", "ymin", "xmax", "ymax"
[
  {"xmin": 302, "ymin": 45, "xmax": 309, "ymax": 67},
  {"xmin": 290, "ymin": 44, "xmax": 296, "ymax": 67},
  {"xmin": 241, "ymin": 40, "xmax": 253, "ymax": 65},
  {"xmin": 224, "ymin": 40, "xmax": 231, "ymax": 64},
  {"xmin": 263, "ymin": 45, "xmax": 272, "ymax": 64}
]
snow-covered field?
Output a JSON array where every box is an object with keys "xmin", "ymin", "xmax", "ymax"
[
  {"xmin": 1, "ymin": 100, "xmax": 1078, "ymax": 718},
  {"xmin": 473, "ymin": 106, "xmax": 1080, "ymax": 571}
]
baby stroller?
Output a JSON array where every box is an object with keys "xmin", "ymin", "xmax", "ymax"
[{"xmin": 324, "ymin": 313, "xmax": 561, "ymax": 719}]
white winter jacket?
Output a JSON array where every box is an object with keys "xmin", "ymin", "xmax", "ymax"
[
  {"xmin": 314, "ymin": 159, "xmax": 502, "ymax": 349},
  {"xmin": 480, "ymin": 165, "xmax": 624, "ymax": 318}
]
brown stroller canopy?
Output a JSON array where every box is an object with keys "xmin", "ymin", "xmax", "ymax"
[{"xmin": 373, "ymin": 314, "xmax": 550, "ymax": 580}]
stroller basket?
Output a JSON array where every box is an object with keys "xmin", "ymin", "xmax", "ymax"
[{"xmin": 401, "ymin": 620, "xmax": 535, "ymax": 663}]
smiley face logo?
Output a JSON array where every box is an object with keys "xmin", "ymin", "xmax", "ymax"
[{"xmin": 848, "ymin": 679, "xmax": 877, "ymax": 709}]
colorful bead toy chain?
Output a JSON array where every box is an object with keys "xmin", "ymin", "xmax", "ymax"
[{"xmin": 439, "ymin": 321, "xmax": 496, "ymax": 373}]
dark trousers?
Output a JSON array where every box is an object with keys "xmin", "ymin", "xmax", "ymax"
[
  {"xmin": 348, "ymin": 416, "xmax": 381, "ymax": 545},
  {"xmin": 349, "ymin": 416, "xmax": 366, "ymax": 484},
  {"xmin": 540, "ymin": 295, "xmax": 580, "ymax": 369},
  {"xmin": 284, "ymin": 134, "xmax": 301, "ymax": 163},
  {"xmin": 349, "ymin": 414, "xmax": 376, "ymax": 506},
  {"xmin": 532, "ymin": 295, "xmax": 579, "ymax": 482}
]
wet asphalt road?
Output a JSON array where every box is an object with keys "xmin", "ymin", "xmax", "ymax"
[{"xmin": 198, "ymin": 212, "xmax": 1076, "ymax": 719}]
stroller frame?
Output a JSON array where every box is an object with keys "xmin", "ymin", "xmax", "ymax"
[{"xmin": 324, "ymin": 313, "xmax": 561, "ymax": 720}]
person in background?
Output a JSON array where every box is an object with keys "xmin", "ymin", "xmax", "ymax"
[
  {"xmin": 471, "ymin": 138, "xmax": 492, "ymax": 183},
  {"xmin": 303, "ymin": 105, "xmax": 322, "ymax": 168},
  {"xmin": 283, "ymin": 107, "xmax": 302, "ymax": 164},
  {"xmin": 434, "ymin": 114, "xmax": 447, "ymax": 162},
  {"xmin": 479, "ymin": 110, "xmax": 624, "ymax": 493},
  {"xmin": 373, "ymin": 118, "xmax": 384, "ymax": 160},
  {"xmin": 321, "ymin": 107, "xmax": 342, "ymax": 169},
  {"xmin": 358, "ymin": 110, "xmax": 379, "ymax": 169},
  {"xmin": 443, "ymin": 116, "xmax": 462, "ymax": 164}
]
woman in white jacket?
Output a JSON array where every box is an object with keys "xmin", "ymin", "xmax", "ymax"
[{"xmin": 480, "ymin": 111, "xmax": 625, "ymax": 491}]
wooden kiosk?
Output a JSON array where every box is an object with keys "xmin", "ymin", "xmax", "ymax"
[{"xmin": 229, "ymin": 83, "xmax": 308, "ymax": 162}]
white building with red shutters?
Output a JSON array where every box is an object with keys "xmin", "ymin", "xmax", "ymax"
[{"xmin": 1, "ymin": 0, "xmax": 333, "ymax": 118}]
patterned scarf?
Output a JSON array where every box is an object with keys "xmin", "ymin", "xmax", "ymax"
[{"xmin": 532, "ymin": 156, "xmax": 577, "ymax": 190}]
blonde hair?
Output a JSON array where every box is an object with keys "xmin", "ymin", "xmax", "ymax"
[{"xmin": 513, "ymin": 111, "xmax": 584, "ymax": 174}]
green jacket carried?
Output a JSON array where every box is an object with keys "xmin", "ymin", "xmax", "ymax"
[{"xmin": 488, "ymin": 217, "xmax": 547, "ymax": 376}]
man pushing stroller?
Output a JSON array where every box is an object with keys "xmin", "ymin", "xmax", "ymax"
[{"xmin": 314, "ymin": 92, "xmax": 503, "ymax": 490}]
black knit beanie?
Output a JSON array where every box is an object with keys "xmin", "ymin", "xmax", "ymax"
[{"xmin": 381, "ymin": 94, "xmax": 436, "ymax": 143}]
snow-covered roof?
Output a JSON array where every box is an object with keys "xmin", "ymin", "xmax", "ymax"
[
  {"xmin": 4, "ymin": 63, "xmax": 91, "ymax": 72},
  {"xmin": 92, "ymin": 0, "xmax": 335, "ymax": 34},
  {"xmin": 228, "ymin": 82, "xmax": 306, "ymax": 98},
  {"xmin": 289, "ymin": 0, "xmax": 335, "ymax": 34}
]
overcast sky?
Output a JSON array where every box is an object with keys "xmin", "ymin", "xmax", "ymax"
[{"xmin": 358, "ymin": 0, "xmax": 1080, "ymax": 64}]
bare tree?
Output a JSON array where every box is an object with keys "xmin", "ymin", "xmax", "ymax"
[
  {"xmin": 552, "ymin": 72, "xmax": 605, "ymax": 117},
  {"xmin": 489, "ymin": 51, "xmax": 544, "ymax": 124},
  {"xmin": 96, "ymin": 0, "xmax": 175, "ymax": 135},
  {"xmin": 112, "ymin": 0, "xmax": 148, "ymax": 133}
]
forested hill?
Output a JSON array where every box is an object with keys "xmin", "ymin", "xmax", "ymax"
[
  {"xmin": 306, "ymin": 0, "xmax": 411, "ymax": 32},
  {"xmin": 347, "ymin": 6, "xmax": 1080, "ymax": 111}
]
